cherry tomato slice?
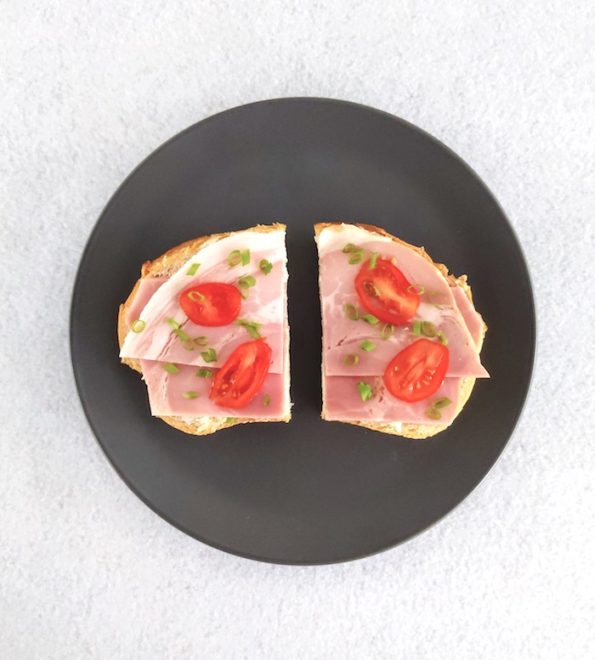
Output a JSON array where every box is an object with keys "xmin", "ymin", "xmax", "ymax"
[
  {"xmin": 355, "ymin": 257, "xmax": 420, "ymax": 325},
  {"xmin": 210, "ymin": 340, "xmax": 272, "ymax": 409},
  {"xmin": 383, "ymin": 338, "xmax": 449, "ymax": 402},
  {"xmin": 179, "ymin": 282, "xmax": 241, "ymax": 327}
]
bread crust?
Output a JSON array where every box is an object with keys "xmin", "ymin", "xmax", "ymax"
[
  {"xmin": 118, "ymin": 224, "xmax": 290, "ymax": 435},
  {"xmin": 314, "ymin": 222, "xmax": 487, "ymax": 439}
]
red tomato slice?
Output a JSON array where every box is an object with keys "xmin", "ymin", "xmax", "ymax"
[
  {"xmin": 210, "ymin": 340, "xmax": 272, "ymax": 409},
  {"xmin": 179, "ymin": 282, "xmax": 241, "ymax": 327},
  {"xmin": 383, "ymin": 339, "xmax": 449, "ymax": 402},
  {"xmin": 355, "ymin": 257, "xmax": 420, "ymax": 325}
]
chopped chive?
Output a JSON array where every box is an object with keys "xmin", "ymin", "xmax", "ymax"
[
  {"xmin": 421, "ymin": 321, "xmax": 438, "ymax": 338},
  {"xmin": 196, "ymin": 367, "xmax": 213, "ymax": 378},
  {"xmin": 259, "ymin": 259, "xmax": 273, "ymax": 275},
  {"xmin": 162, "ymin": 363, "xmax": 179, "ymax": 374},
  {"xmin": 201, "ymin": 348, "xmax": 217, "ymax": 363},
  {"xmin": 186, "ymin": 262, "xmax": 200, "ymax": 276},
  {"xmin": 343, "ymin": 303, "xmax": 359, "ymax": 321},
  {"xmin": 263, "ymin": 394, "xmax": 271, "ymax": 407},
  {"xmin": 437, "ymin": 331, "xmax": 449, "ymax": 346},
  {"xmin": 240, "ymin": 249, "xmax": 250, "ymax": 265},
  {"xmin": 167, "ymin": 318, "xmax": 190, "ymax": 342},
  {"xmin": 407, "ymin": 284, "xmax": 425, "ymax": 295},
  {"xmin": 369, "ymin": 253, "xmax": 379, "ymax": 269},
  {"xmin": 381, "ymin": 323, "xmax": 394, "ymax": 340},
  {"xmin": 131, "ymin": 319, "xmax": 145, "ymax": 333},
  {"xmin": 426, "ymin": 407, "xmax": 442, "ymax": 420},
  {"xmin": 411, "ymin": 320, "xmax": 422, "ymax": 336},
  {"xmin": 362, "ymin": 313, "xmax": 379, "ymax": 325},
  {"xmin": 188, "ymin": 291, "xmax": 205, "ymax": 303},
  {"xmin": 357, "ymin": 381, "xmax": 374, "ymax": 402},
  {"xmin": 342, "ymin": 243, "xmax": 358, "ymax": 253},
  {"xmin": 348, "ymin": 250, "xmax": 364, "ymax": 265},
  {"xmin": 343, "ymin": 353, "xmax": 360, "ymax": 366},
  {"xmin": 183, "ymin": 391, "xmax": 199, "ymax": 399},
  {"xmin": 228, "ymin": 250, "xmax": 242, "ymax": 267},
  {"xmin": 193, "ymin": 336, "xmax": 209, "ymax": 346},
  {"xmin": 360, "ymin": 339, "xmax": 376, "ymax": 352},
  {"xmin": 225, "ymin": 417, "xmax": 237, "ymax": 424},
  {"xmin": 433, "ymin": 397, "xmax": 452, "ymax": 409},
  {"xmin": 238, "ymin": 274, "xmax": 256, "ymax": 289},
  {"xmin": 237, "ymin": 319, "xmax": 262, "ymax": 339}
]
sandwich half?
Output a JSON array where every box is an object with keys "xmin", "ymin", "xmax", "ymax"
[
  {"xmin": 118, "ymin": 224, "xmax": 290, "ymax": 435},
  {"xmin": 315, "ymin": 222, "xmax": 488, "ymax": 439}
]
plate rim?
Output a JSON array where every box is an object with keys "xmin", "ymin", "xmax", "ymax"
[{"xmin": 70, "ymin": 96, "xmax": 536, "ymax": 565}]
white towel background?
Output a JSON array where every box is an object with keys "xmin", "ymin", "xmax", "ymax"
[{"xmin": 1, "ymin": 1, "xmax": 594, "ymax": 658}]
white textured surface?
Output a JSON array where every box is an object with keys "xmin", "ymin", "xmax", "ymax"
[{"xmin": 1, "ymin": 1, "xmax": 594, "ymax": 658}]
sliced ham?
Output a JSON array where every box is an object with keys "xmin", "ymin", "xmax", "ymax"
[
  {"xmin": 451, "ymin": 285, "xmax": 485, "ymax": 348},
  {"xmin": 319, "ymin": 240, "xmax": 488, "ymax": 379},
  {"xmin": 323, "ymin": 376, "xmax": 462, "ymax": 425},
  {"xmin": 140, "ymin": 360, "xmax": 288, "ymax": 419},
  {"xmin": 125, "ymin": 278, "xmax": 165, "ymax": 324},
  {"xmin": 120, "ymin": 229, "xmax": 287, "ymax": 373}
]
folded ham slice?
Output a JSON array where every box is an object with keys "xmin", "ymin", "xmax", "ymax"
[
  {"xmin": 140, "ymin": 361, "xmax": 288, "ymax": 419},
  {"xmin": 121, "ymin": 230, "xmax": 287, "ymax": 373},
  {"xmin": 316, "ymin": 223, "xmax": 488, "ymax": 431}
]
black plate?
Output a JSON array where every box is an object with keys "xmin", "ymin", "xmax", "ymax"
[{"xmin": 71, "ymin": 98, "xmax": 535, "ymax": 564}]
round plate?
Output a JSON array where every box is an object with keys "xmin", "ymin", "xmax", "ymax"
[{"xmin": 71, "ymin": 98, "xmax": 535, "ymax": 564}]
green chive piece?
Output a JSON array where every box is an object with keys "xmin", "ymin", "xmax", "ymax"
[
  {"xmin": 131, "ymin": 319, "xmax": 145, "ymax": 333},
  {"xmin": 433, "ymin": 397, "xmax": 452, "ymax": 409},
  {"xmin": 183, "ymin": 391, "xmax": 199, "ymax": 399},
  {"xmin": 238, "ymin": 274, "xmax": 256, "ymax": 289},
  {"xmin": 342, "ymin": 243, "xmax": 358, "ymax": 253},
  {"xmin": 369, "ymin": 253, "xmax": 379, "ymax": 269},
  {"xmin": 194, "ymin": 336, "xmax": 209, "ymax": 346},
  {"xmin": 201, "ymin": 348, "xmax": 217, "ymax": 363},
  {"xmin": 162, "ymin": 363, "xmax": 179, "ymax": 374},
  {"xmin": 228, "ymin": 250, "xmax": 242, "ymax": 267},
  {"xmin": 426, "ymin": 407, "xmax": 442, "ymax": 420},
  {"xmin": 360, "ymin": 339, "xmax": 376, "ymax": 352},
  {"xmin": 343, "ymin": 353, "xmax": 360, "ymax": 366},
  {"xmin": 188, "ymin": 291, "xmax": 205, "ymax": 303},
  {"xmin": 357, "ymin": 381, "xmax": 374, "ymax": 402},
  {"xmin": 240, "ymin": 249, "xmax": 250, "ymax": 265},
  {"xmin": 237, "ymin": 319, "xmax": 262, "ymax": 339},
  {"xmin": 407, "ymin": 284, "xmax": 425, "ymax": 295},
  {"xmin": 186, "ymin": 262, "xmax": 200, "ymax": 276},
  {"xmin": 259, "ymin": 259, "xmax": 273, "ymax": 275},
  {"xmin": 196, "ymin": 368, "xmax": 213, "ymax": 378},
  {"xmin": 421, "ymin": 321, "xmax": 438, "ymax": 338},
  {"xmin": 348, "ymin": 250, "xmax": 364, "ymax": 265},
  {"xmin": 437, "ymin": 331, "xmax": 449, "ymax": 346},
  {"xmin": 362, "ymin": 313, "xmax": 379, "ymax": 325},
  {"xmin": 225, "ymin": 417, "xmax": 237, "ymax": 424},
  {"xmin": 381, "ymin": 323, "xmax": 394, "ymax": 340},
  {"xmin": 263, "ymin": 394, "xmax": 271, "ymax": 407},
  {"xmin": 411, "ymin": 320, "xmax": 422, "ymax": 336},
  {"xmin": 167, "ymin": 318, "xmax": 190, "ymax": 342},
  {"xmin": 343, "ymin": 303, "xmax": 359, "ymax": 321}
]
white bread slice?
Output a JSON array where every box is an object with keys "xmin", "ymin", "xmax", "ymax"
[
  {"xmin": 314, "ymin": 222, "xmax": 487, "ymax": 439},
  {"xmin": 118, "ymin": 224, "xmax": 291, "ymax": 435}
]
